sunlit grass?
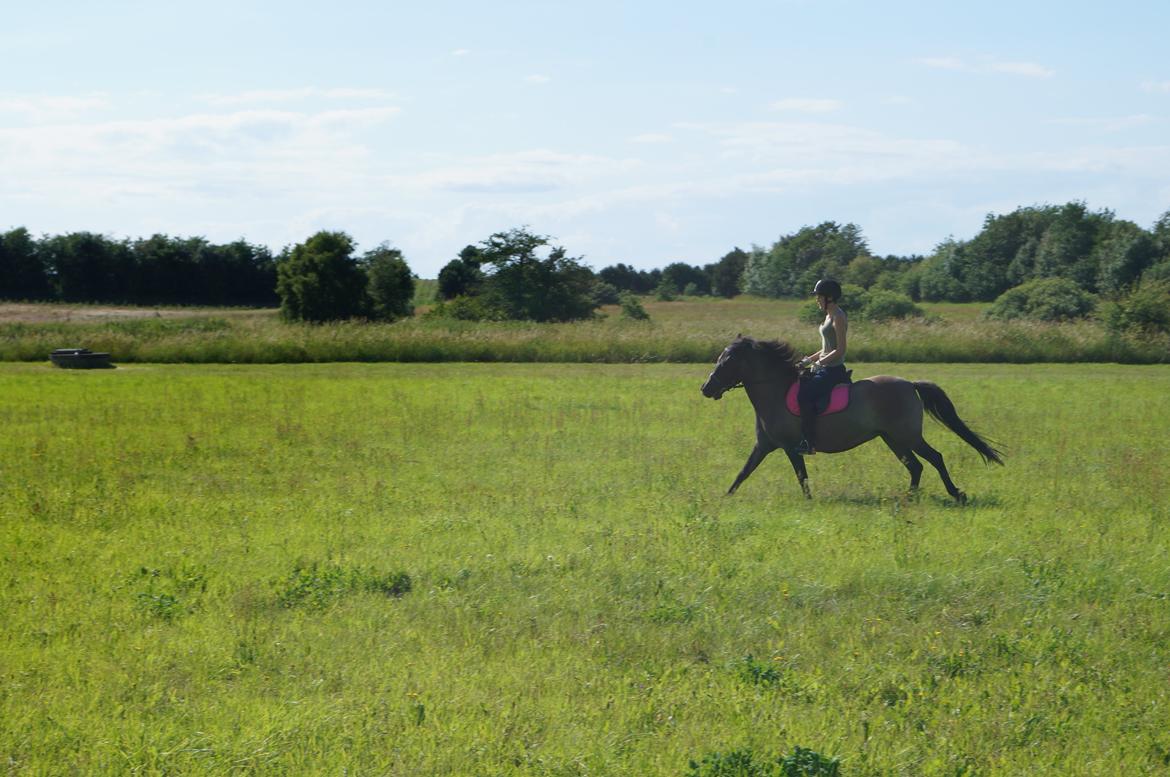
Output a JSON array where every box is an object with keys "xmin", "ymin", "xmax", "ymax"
[
  {"xmin": 2, "ymin": 297, "xmax": 1166, "ymax": 364},
  {"xmin": 1, "ymin": 361, "xmax": 1168, "ymax": 774}
]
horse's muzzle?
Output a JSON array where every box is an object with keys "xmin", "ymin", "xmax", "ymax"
[{"xmin": 701, "ymin": 377, "xmax": 724, "ymax": 400}]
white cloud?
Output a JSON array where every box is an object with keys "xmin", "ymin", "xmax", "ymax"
[
  {"xmin": 768, "ymin": 98, "xmax": 842, "ymax": 113},
  {"xmin": 403, "ymin": 149, "xmax": 641, "ymax": 194},
  {"xmin": 989, "ymin": 61, "xmax": 1055, "ymax": 78},
  {"xmin": 524, "ymin": 74, "xmax": 552, "ymax": 85},
  {"xmin": 198, "ymin": 87, "xmax": 396, "ymax": 106},
  {"xmin": 0, "ymin": 106, "xmax": 402, "ymax": 206},
  {"xmin": 1049, "ymin": 114, "xmax": 1155, "ymax": 133},
  {"xmin": 916, "ymin": 56, "xmax": 1054, "ymax": 78},
  {"xmin": 1142, "ymin": 80, "xmax": 1170, "ymax": 93},
  {"xmin": 451, "ymin": 49, "xmax": 471, "ymax": 57},
  {"xmin": 917, "ymin": 57, "xmax": 966, "ymax": 71},
  {"xmin": 0, "ymin": 94, "xmax": 110, "ymax": 121},
  {"xmin": 629, "ymin": 133, "xmax": 673, "ymax": 144}
]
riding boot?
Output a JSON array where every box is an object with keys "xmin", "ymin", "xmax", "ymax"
[{"xmin": 797, "ymin": 404, "xmax": 817, "ymax": 454}]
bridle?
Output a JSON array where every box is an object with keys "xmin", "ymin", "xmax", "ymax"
[{"xmin": 706, "ymin": 357, "xmax": 795, "ymax": 396}]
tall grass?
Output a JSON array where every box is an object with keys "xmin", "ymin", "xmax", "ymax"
[
  {"xmin": 1, "ymin": 362, "xmax": 1168, "ymax": 774},
  {"xmin": 2, "ymin": 297, "xmax": 1167, "ymax": 363}
]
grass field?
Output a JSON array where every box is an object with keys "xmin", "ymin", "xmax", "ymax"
[
  {"xmin": 3, "ymin": 297, "xmax": 1166, "ymax": 364},
  {"xmin": 2, "ymin": 361, "xmax": 1168, "ymax": 775}
]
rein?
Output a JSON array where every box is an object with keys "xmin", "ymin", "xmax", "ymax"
[{"xmin": 720, "ymin": 374, "xmax": 793, "ymax": 393}]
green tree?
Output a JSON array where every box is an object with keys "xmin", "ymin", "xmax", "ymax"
[
  {"xmin": 363, "ymin": 244, "xmax": 415, "ymax": 321},
  {"xmin": 599, "ymin": 263, "xmax": 659, "ymax": 294},
  {"xmin": 0, "ymin": 227, "xmax": 50, "ymax": 301},
  {"xmin": 660, "ymin": 262, "xmax": 710, "ymax": 296},
  {"xmin": 200, "ymin": 239, "xmax": 279, "ymax": 307},
  {"xmin": 474, "ymin": 227, "xmax": 597, "ymax": 322},
  {"xmin": 916, "ymin": 241, "xmax": 969, "ymax": 302},
  {"xmin": 1093, "ymin": 221, "xmax": 1159, "ymax": 294},
  {"xmin": 1033, "ymin": 202, "xmax": 1106, "ymax": 289},
  {"xmin": 130, "ymin": 234, "xmax": 206, "ymax": 305},
  {"xmin": 843, "ymin": 253, "xmax": 882, "ymax": 289},
  {"xmin": 437, "ymin": 246, "xmax": 485, "ymax": 300},
  {"xmin": 40, "ymin": 232, "xmax": 134, "ymax": 303},
  {"xmin": 948, "ymin": 203, "xmax": 1122, "ymax": 300},
  {"xmin": 276, "ymin": 231, "xmax": 368, "ymax": 322},
  {"xmin": 1100, "ymin": 279, "xmax": 1170, "ymax": 334},
  {"xmin": 743, "ymin": 222, "xmax": 868, "ymax": 298},
  {"xmin": 708, "ymin": 247, "xmax": 748, "ymax": 297},
  {"xmin": 1149, "ymin": 210, "xmax": 1170, "ymax": 264}
]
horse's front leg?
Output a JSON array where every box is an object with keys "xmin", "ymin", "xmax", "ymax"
[
  {"xmin": 784, "ymin": 449, "xmax": 811, "ymax": 499},
  {"xmin": 727, "ymin": 440, "xmax": 774, "ymax": 495}
]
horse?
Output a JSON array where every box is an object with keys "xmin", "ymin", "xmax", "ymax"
[{"xmin": 700, "ymin": 336, "xmax": 1003, "ymax": 503}]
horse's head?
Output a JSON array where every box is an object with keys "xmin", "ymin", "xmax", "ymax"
[
  {"xmin": 701, "ymin": 337, "xmax": 749, "ymax": 400},
  {"xmin": 702, "ymin": 336, "xmax": 798, "ymax": 400}
]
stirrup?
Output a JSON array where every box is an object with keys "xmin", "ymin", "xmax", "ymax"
[{"xmin": 795, "ymin": 439, "xmax": 816, "ymax": 455}]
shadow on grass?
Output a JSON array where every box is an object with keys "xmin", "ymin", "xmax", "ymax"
[{"xmin": 810, "ymin": 491, "xmax": 1005, "ymax": 510}]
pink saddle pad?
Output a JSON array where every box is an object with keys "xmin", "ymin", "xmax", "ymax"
[{"xmin": 786, "ymin": 382, "xmax": 851, "ymax": 416}]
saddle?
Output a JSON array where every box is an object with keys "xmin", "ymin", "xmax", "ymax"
[{"xmin": 785, "ymin": 370, "xmax": 853, "ymax": 417}]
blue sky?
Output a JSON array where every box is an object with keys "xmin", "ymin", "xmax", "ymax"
[{"xmin": 3, "ymin": 0, "xmax": 1169, "ymax": 276}]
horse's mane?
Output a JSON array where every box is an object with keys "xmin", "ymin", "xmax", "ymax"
[{"xmin": 732, "ymin": 336, "xmax": 799, "ymax": 378}]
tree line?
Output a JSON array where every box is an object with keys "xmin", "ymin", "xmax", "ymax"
[
  {"xmin": 741, "ymin": 204, "xmax": 1170, "ymax": 302},
  {"xmin": 4, "ymin": 202, "xmax": 1169, "ymax": 327},
  {"xmin": 0, "ymin": 229, "xmax": 279, "ymax": 307}
]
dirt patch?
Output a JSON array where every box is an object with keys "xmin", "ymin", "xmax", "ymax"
[{"xmin": 0, "ymin": 303, "xmax": 270, "ymax": 324}]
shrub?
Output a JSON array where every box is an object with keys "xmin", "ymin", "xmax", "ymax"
[
  {"xmin": 798, "ymin": 285, "xmax": 921, "ymax": 323},
  {"xmin": 424, "ymin": 295, "xmax": 504, "ymax": 321},
  {"xmin": 986, "ymin": 277, "xmax": 1096, "ymax": 322},
  {"xmin": 686, "ymin": 746, "xmax": 840, "ymax": 777},
  {"xmin": 592, "ymin": 281, "xmax": 621, "ymax": 306},
  {"xmin": 619, "ymin": 292, "xmax": 650, "ymax": 321},
  {"xmin": 1140, "ymin": 261, "xmax": 1170, "ymax": 285},
  {"xmin": 655, "ymin": 280, "xmax": 678, "ymax": 301},
  {"xmin": 862, "ymin": 289, "xmax": 925, "ymax": 321},
  {"xmin": 1100, "ymin": 279, "xmax": 1170, "ymax": 334},
  {"xmin": 136, "ymin": 592, "xmax": 183, "ymax": 621},
  {"xmin": 275, "ymin": 562, "xmax": 411, "ymax": 609},
  {"xmin": 735, "ymin": 654, "xmax": 783, "ymax": 686}
]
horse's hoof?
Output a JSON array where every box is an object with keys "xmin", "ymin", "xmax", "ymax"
[{"xmin": 954, "ymin": 491, "xmax": 968, "ymax": 505}]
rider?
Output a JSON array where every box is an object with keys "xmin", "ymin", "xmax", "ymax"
[{"xmin": 795, "ymin": 279, "xmax": 849, "ymax": 454}]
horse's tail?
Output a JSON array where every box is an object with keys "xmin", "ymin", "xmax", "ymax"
[{"xmin": 914, "ymin": 381, "xmax": 1005, "ymax": 465}]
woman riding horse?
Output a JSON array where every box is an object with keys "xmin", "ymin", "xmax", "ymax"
[
  {"xmin": 700, "ymin": 335, "xmax": 1003, "ymax": 502},
  {"xmin": 796, "ymin": 279, "xmax": 849, "ymax": 454}
]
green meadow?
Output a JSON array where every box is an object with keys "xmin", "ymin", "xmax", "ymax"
[
  {"xmin": 2, "ymin": 360, "xmax": 1168, "ymax": 775},
  {"xmin": 2, "ymin": 297, "xmax": 1166, "ymax": 364}
]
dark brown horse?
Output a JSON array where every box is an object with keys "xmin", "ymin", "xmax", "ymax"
[{"xmin": 701, "ymin": 336, "xmax": 1003, "ymax": 502}]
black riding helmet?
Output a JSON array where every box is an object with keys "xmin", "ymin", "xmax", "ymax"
[{"xmin": 812, "ymin": 278, "xmax": 842, "ymax": 302}]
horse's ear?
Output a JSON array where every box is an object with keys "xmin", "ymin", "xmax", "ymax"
[{"xmin": 736, "ymin": 332, "xmax": 742, "ymax": 338}]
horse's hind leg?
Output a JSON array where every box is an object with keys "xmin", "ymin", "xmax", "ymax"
[
  {"xmin": 881, "ymin": 434, "xmax": 923, "ymax": 492},
  {"xmin": 914, "ymin": 440, "xmax": 967, "ymax": 504},
  {"xmin": 783, "ymin": 450, "xmax": 811, "ymax": 499}
]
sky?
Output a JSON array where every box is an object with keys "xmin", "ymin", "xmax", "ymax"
[{"xmin": 3, "ymin": 0, "xmax": 1169, "ymax": 277}]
